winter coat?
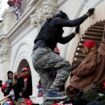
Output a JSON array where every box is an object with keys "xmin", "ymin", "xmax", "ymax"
[{"xmin": 65, "ymin": 39, "xmax": 105, "ymax": 92}]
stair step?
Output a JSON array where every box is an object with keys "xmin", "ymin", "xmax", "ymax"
[
  {"xmin": 76, "ymin": 48, "xmax": 83, "ymax": 53},
  {"xmin": 87, "ymin": 28, "xmax": 103, "ymax": 33},
  {"xmin": 83, "ymin": 34, "xmax": 102, "ymax": 38},
  {"xmin": 90, "ymin": 26, "xmax": 104, "ymax": 30},
  {"xmin": 75, "ymin": 54, "xmax": 85, "ymax": 59},
  {"xmin": 72, "ymin": 58, "xmax": 83, "ymax": 65},
  {"xmin": 82, "ymin": 36, "xmax": 102, "ymax": 41},
  {"xmin": 75, "ymin": 52, "xmax": 84, "ymax": 57},
  {"xmin": 95, "ymin": 22, "xmax": 105, "ymax": 25},
  {"xmin": 85, "ymin": 32, "xmax": 103, "ymax": 36},
  {"xmin": 72, "ymin": 60, "xmax": 82, "ymax": 66},
  {"xmin": 94, "ymin": 24, "xmax": 105, "ymax": 27}
]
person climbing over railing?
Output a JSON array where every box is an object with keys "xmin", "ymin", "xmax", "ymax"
[
  {"xmin": 7, "ymin": 0, "xmax": 22, "ymax": 20},
  {"xmin": 13, "ymin": 67, "xmax": 32, "ymax": 105},
  {"xmin": 32, "ymin": 8, "xmax": 95, "ymax": 103}
]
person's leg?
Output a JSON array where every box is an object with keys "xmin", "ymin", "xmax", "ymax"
[
  {"xmin": 40, "ymin": 72, "xmax": 49, "ymax": 93},
  {"xmin": 32, "ymin": 47, "xmax": 71, "ymax": 100},
  {"xmin": 46, "ymin": 70, "xmax": 56, "ymax": 91}
]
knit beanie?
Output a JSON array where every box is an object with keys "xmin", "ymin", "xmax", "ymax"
[{"xmin": 83, "ymin": 40, "xmax": 96, "ymax": 49}]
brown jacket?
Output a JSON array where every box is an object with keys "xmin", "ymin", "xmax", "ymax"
[{"xmin": 66, "ymin": 40, "xmax": 105, "ymax": 91}]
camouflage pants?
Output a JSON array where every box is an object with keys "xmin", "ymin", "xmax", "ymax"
[
  {"xmin": 32, "ymin": 47, "xmax": 71, "ymax": 91},
  {"xmin": 40, "ymin": 69, "xmax": 56, "ymax": 92}
]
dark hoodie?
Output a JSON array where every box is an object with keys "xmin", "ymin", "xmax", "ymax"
[{"xmin": 34, "ymin": 11, "xmax": 88, "ymax": 50}]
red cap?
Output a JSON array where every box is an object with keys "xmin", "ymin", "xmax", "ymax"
[
  {"xmin": 1, "ymin": 84, "xmax": 7, "ymax": 90},
  {"xmin": 22, "ymin": 67, "xmax": 28, "ymax": 71},
  {"xmin": 83, "ymin": 40, "xmax": 96, "ymax": 49}
]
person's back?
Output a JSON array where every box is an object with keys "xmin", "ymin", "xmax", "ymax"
[{"xmin": 34, "ymin": 18, "xmax": 64, "ymax": 51}]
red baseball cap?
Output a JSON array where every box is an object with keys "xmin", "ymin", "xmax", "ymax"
[
  {"xmin": 22, "ymin": 67, "xmax": 28, "ymax": 72},
  {"xmin": 1, "ymin": 84, "xmax": 7, "ymax": 90},
  {"xmin": 83, "ymin": 40, "xmax": 96, "ymax": 49}
]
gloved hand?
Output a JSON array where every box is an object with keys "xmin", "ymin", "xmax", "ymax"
[
  {"xmin": 87, "ymin": 8, "xmax": 95, "ymax": 17},
  {"xmin": 75, "ymin": 26, "xmax": 80, "ymax": 34}
]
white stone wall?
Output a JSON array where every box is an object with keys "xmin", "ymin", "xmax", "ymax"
[
  {"xmin": 9, "ymin": 24, "xmax": 40, "ymax": 102},
  {"xmin": 57, "ymin": 0, "xmax": 88, "ymax": 62}
]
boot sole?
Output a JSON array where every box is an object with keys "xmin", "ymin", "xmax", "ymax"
[{"xmin": 45, "ymin": 96, "xmax": 67, "ymax": 101}]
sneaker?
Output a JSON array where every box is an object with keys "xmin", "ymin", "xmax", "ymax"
[{"xmin": 45, "ymin": 89, "xmax": 67, "ymax": 100}]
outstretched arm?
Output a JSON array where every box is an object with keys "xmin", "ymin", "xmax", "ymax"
[{"xmin": 52, "ymin": 8, "xmax": 95, "ymax": 27}]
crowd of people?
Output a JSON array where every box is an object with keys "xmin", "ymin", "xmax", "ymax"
[{"xmin": 0, "ymin": 67, "xmax": 39, "ymax": 105}]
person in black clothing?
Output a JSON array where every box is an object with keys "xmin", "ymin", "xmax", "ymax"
[
  {"xmin": 13, "ymin": 67, "xmax": 32, "ymax": 104},
  {"xmin": 2, "ymin": 71, "xmax": 14, "ymax": 97},
  {"xmin": 32, "ymin": 8, "xmax": 95, "ymax": 100}
]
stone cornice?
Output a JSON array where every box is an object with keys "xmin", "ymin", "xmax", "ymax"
[
  {"xmin": 0, "ymin": 43, "xmax": 10, "ymax": 57},
  {"xmin": 30, "ymin": 5, "xmax": 57, "ymax": 27},
  {"xmin": 30, "ymin": 0, "xmax": 57, "ymax": 27}
]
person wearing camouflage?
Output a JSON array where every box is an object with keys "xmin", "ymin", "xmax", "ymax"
[
  {"xmin": 39, "ymin": 47, "xmax": 60, "ymax": 93},
  {"xmin": 32, "ymin": 47, "xmax": 71, "ymax": 97},
  {"xmin": 32, "ymin": 9, "xmax": 94, "ymax": 102}
]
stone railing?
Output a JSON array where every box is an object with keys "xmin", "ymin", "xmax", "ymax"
[{"xmin": 21, "ymin": 0, "xmax": 30, "ymax": 14}]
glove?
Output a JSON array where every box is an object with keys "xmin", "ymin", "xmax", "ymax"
[
  {"xmin": 75, "ymin": 26, "xmax": 80, "ymax": 34},
  {"xmin": 87, "ymin": 8, "xmax": 95, "ymax": 17}
]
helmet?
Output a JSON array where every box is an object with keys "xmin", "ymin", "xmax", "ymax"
[{"xmin": 54, "ymin": 11, "xmax": 69, "ymax": 19}]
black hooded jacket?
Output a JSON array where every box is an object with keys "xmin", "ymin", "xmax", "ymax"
[{"xmin": 34, "ymin": 12, "xmax": 88, "ymax": 50}]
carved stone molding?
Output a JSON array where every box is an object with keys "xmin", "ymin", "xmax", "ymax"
[
  {"xmin": 0, "ymin": 44, "xmax": 10, "ymax": 57},
  {"xmin": 30, "ymin": 0, "xmax": 57, "ymax": 27},
  {"xmin": 28, "ymin": 0, "xmax": 38, "ymax": 7}
]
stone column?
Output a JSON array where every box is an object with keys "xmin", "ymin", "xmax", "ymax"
[{"xmin": 0, "ymin": 39, "xmax": 10, "ymax": 82}]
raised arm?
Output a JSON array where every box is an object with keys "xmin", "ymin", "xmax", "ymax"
[{"xmin": 52, "ymin": 8, "xmax": 95, "ymax": 27}]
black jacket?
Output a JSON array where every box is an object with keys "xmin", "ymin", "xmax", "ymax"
[
  {"xmin": 34, "ymin": 14, "xmax": 88, "ymax": 50},
  {"xmin": 13, "ymin": 77, "xmax": 32, "ymax": 100}
]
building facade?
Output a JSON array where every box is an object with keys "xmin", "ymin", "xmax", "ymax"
[{"xmin": 0, "ymin": 0, "xmax": 105, "ymax": 103}]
